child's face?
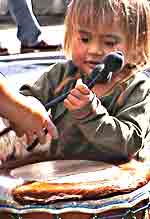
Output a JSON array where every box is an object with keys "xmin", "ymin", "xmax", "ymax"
[{"xmin": 71, "ymin": 21, "xmax": 128, "ymax": 76}]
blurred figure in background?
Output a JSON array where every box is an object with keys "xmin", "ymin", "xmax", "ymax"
[{"xmin": 0, "ymin": 0, "xmax": 62, "ymax": 55}]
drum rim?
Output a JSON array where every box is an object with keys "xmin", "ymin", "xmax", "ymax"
[{"xmin": 0, "ymin": 182, "xmax": 149, "ymax": 215}]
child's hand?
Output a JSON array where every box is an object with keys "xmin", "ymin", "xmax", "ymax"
[
  {"xmin": 11, "ymin": 96, "xmax": 58, "ymax": 145},
  {"xmin": 64, "ymin": 79, "xmax": 94, "ymax": 111}
]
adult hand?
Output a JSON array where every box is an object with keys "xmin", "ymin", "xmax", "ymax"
[{"xmin": 10, "ymin": 96, "xmax": 58, "ymax": 145}]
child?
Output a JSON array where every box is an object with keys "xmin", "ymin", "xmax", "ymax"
[
  {"xmin": 17, "ymin": 0, "xmax": 150, "ymax": 163},
  {"xmin": 19, "ymin": 0, "xmax": 150, "ymax": 162}
]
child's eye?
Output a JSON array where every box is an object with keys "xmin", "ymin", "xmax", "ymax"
[
  {"xmin": 80, "ymin": 37, "xmax": 90, "ymax": 44},
  {"xmin": 104, "ymin": 41, "xmax": 117, "ymax": 47}
]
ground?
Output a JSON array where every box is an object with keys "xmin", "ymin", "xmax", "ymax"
[{"xmin": 0, "ymin": 14, "xmax": 65, "ymax": 55}]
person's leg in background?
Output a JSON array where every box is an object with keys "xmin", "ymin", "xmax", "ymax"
[
  {"xmin": 8, "ymin": 0, "xmax": 41, "ymax": 47},
  {"xmin": 0, "ymin": 0, "xmax": 61, "ymax": 54},
  {"xmin": 8, "ymin": 0, "xmax": 61, "ymax": 53}
]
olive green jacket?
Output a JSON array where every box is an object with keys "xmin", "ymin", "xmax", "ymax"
[{"xmin": 20, "ymin": 62, "xmax": 150, "ymax": 162}]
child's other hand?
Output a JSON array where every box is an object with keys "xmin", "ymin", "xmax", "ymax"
[
  {"xmin": 11, "ymin": 96, "xmax": 58, "ymax": 145},
  {"xmin": 64, "ymin": 78, "xmax": 94, "ymax": 111}
]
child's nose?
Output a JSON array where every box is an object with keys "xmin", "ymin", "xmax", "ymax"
[{"xmin": 88, "ymin": 41, "xmax": 104, "ymax": 56}]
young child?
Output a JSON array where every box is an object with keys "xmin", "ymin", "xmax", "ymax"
[
  {"xmin": 14, "ymin": 0, "xmax": 150, "ymax": 163},
  {"xmin": 19, "ymin": 0, "xmax": 150, "ymax": 162}
]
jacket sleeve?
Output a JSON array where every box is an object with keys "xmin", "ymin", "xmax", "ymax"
[
  {"xmin": 71, "ymin": 76, "xmax": 150, "ymax": 158},
  {"xmin": 19, "ymin": 63, "xmax": 67, "ymax": 105}
]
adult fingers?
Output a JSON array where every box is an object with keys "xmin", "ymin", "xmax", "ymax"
[
  {"xmin": 46, "ymin": 120, "xmax": 59, "ymax": 139},
  {"xmin": 26, "ymin": 131, "xmax": 36, "ymax": 146},
  {"xmin": 10, "ymin": 122, "xmax": 24, "ymax": 137},
  {"xmin": 36, "ymin": 129, "xmax": 47, "ymax": 145}
]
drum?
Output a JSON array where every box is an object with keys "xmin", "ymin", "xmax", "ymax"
[{"xmin": 0, "ymin": 160, "xmax": 149, "ymax": 219}]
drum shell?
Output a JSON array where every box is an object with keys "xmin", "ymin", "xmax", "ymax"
[{"xmin": 0, "ymin": 200, "xmax": 149, "ymax": 219}]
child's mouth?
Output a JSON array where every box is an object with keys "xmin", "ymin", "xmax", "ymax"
[{"xmin": 85, "ymin": 61, "xmax": 100, "ymax": 70}]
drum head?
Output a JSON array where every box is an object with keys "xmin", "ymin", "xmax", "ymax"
[
  {"xmin": 10, "ymin": 160, "xmax": 113, "ymax": 182},
  {"xmin": 0, "ymin": 160, "xmax": 149, "ymax": 216}
]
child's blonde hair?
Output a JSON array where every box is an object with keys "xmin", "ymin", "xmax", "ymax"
[{"xmin": 64, "ymin": 0, "xmax": 150, "ymax": 66}]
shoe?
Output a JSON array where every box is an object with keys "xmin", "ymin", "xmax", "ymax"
[
  {"xmin": 20, "ymin": 40, "xmax": 62, "ymax": 53},
  {"xmin": 0, "ymin": 46, "xmax": 9, "ymax": 56}
]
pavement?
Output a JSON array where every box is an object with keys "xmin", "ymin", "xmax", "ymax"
[
  {"xmin": 0, "ymin": 14, "xmax": 66, "ymax": 89},
  {"xmin": 0, "ymin": 14, "xmax": 65, "ymax": 55}
]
